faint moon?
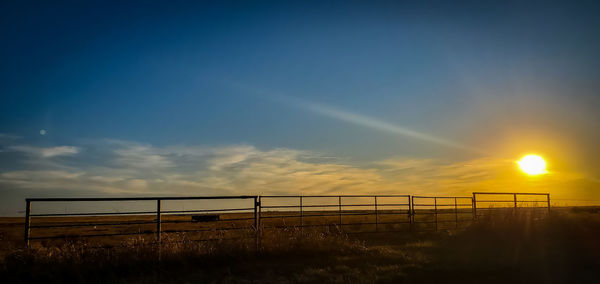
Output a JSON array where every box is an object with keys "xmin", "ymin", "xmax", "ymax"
[{"xmin": 39, "ymin": 129, "xmax": 47, "ymax": 135}]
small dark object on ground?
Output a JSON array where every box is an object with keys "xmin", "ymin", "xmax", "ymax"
[{"xmin": 191, "ymin": 214, "xmax": 220, "ymax": 222}]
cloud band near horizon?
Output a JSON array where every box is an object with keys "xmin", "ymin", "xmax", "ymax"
[{"xmin": 0, "ymin": 136, "xmax": 597, "ymax": 215}]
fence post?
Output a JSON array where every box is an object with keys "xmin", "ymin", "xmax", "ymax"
[
  {"xmin": 472, "ymin": 193, "xmax": 477, "ymax": 220},
  {"xmin": 254, "ymin": 196, "xmax": 259, "ymax": 250},
  {"xmin": 338, "ymin": 196, "xmax": 342, "ymax": 227},
  {"xmin": 156, "ymin": 199, "xmax": 161, "ymax": 242},
  {"xmin": 434, "ymin": 197, "xmax": 438, "ymax": 232},
  {"xmin": 454, "ymin": 197, "xmax": 458, "ymax": 229},
  {"xmin": 254, "ymin": 196, "xmax": 259, "ymax": 230},
  {"xmin": 513, "ymin": 193, "xmax": 517, "ymax": 210},
  {"xmin": 410, "ymin": 196, "xmax": 415, "ymax": 230},
  {"xmin": 374, "ymin": 196, "xmax": 378, "ymax": 232},
  {"xmin": 258, "ymin": 196, "xmax": 262, "ymax": 228},
  {"xmin": 24, "ymin": 199, "xmax": 31, "ymax": 247},
  {"xmin": 299, "ymin": 196, "xmax": 303, "ymax": 234},
  {"xmin": 547, "ymin": 194, "xmax": 551, "ymax": 214}
]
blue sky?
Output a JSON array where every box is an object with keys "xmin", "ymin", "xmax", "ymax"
[{"xmin": 1, "ymin": 1, "xmax": 600, "ymax": 214}]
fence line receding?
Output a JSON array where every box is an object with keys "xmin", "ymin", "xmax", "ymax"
[
  {"xmin": 24, "ymin": 192, "xmax": 551, "ymax": 247},
  {"xmin": 472, "ymin": 192, "xmax": 551, "ymax": 218}
]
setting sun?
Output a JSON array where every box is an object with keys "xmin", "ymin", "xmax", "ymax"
[{"xmin": 517, "ymin": 154, "xmax": 548, "ymax": 175}]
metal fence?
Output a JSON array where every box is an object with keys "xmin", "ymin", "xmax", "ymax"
[
  {"xmin": 24, "ymin": 196, "xmax": 258, "ymax": 247},
  {"xmin": 23, "ymin": 192, "xmax": 551, "ymax": 246},
  {"xmin": 259, "ymin": 195, "xmax": 411, "ymax": 233},
  {"xmin": 472, "ymin": 192, "xmax": 551, "ymax": 218},
  {"xmin": 411, "ymin": 196, "xmax": 474, "ymax": 231}
]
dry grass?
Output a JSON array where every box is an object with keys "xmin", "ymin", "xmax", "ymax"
[
  {"xmin": 1, "ymin": 228, "xmax": 379, "ymax": 283},
  {"xmin": 0, "ymin": 209, "xmax": 472, "ymax": 249},
  {"xmin": 1, "ymin": 208, "xmax": 600, "ymax": 283}
]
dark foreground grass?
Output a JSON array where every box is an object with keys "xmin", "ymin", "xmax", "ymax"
[
  {"xmin": 401, "ymin": 209, "xmax": 600, "ymax": 284},
  {"xmin": 2, "ymin": 209, "xmax": 600, "ymax": 283}
]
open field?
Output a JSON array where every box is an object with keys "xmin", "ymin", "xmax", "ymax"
[
  {"xmin": 1, "ymin": 207, "xmax": 599, "ymax": 283},
  {"xmin": 13, "ymin": 193, "xmax": 551, "ymax": 249},
  {"xmin": 3, "ymin": 209, "xmax": 476, "ymax": 249}
]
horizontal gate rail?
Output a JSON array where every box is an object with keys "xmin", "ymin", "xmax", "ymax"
[
  {"xmin": 29, "ymin": 231, "xmax": 157, "ymax": 240},
  {"xmin": 259, "ymin": 195, "xmax": 411, "ymax": 233},
  {"xmin": 26, "ymin": 196, "xmax": 258, "ymax": 201},
  {"xmin": 472, "ymin": 192, "xmax": 551, "ymax": 218},
  {"xmin": 411, "ymin": 196, "xmax": 474, "ymax": 231},
  {"xmin": 24, "ymin": 196, "xmax": 259, "ymax": 247}
]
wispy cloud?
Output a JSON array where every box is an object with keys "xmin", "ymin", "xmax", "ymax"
[
  {"xmin": 114, "ymin": 144, "xmax": 173, "ymax": 169},
  {"xmin": 9, "ymin": 145, "xmax": 80, "ymax": 158},
  {"xmin": 233, "ymin": 85, "xmax": 485, "ymax": 153},
  {"xmin": 301, "ymin": 101, "xmax": 484, "ymax": 153},
  {"xmin": 0, "ymin": 139, "xmax": 596, "ymax": 214},
  {"xmin": 0, "ymin": 141, "xmax": 384, "ymax": 196}
]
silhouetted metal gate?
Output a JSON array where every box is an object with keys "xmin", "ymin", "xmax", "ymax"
[
  {"xmin": 411, "ymin": 196, "xmax": 474, "ymax": 231},
  {"xmin": 259, "ymin": 195, "xmax": 411, "ymax": 233},
  {"xmin": 24, "ymin": 196, "xmax": 258, "ymax": 247},
  {"xmin": 23, "ymin": 192, "xmax": 551, "ymax": 246},
  {"xmin": 472, "ymin": 192, "xmax": 551, "ymax": 218}
]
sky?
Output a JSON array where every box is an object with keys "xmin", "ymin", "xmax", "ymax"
[{"xmin": 1, "ymin": 0, "xmax": 599, "ymax": 215}]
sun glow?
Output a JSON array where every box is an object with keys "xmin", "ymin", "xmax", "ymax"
[{"xmin": 517, "ymin": 154, "xmax": 547, "ymax": 175}]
